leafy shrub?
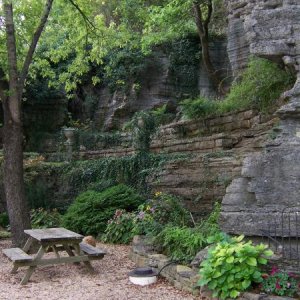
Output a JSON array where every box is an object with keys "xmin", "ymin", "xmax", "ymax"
[
  {"xmin": 262, "ymin": 267, "xmax": 298, "ymax": 297},
  {"xmin": 77, "ymin": 131, "xmax": 122, "ymax": 150},
  {"xmin": 155, "ymin": 225, "xmax": 207, "ymax": 262},
  {"xmin": 30, "ymin": 208, "xmax": 62, "ymax": 229},
  {"xmin": 102, "ymin": 209, "xmax": 136, "ymax": 244},
  {"xmin": 154, "ymin": 202, "xmax": 222, "ymax": 262},
  {"xmin": 181, "ymin": 57, "xmax": 295, "ymax": 120},
  {"xmin": 62, "ymin": 184, "xmax": 144, "ymax": 236},
  {"xmin": 0, "ymin": 212, "xmax": 9, "ymax": 228},
  {"xmin": 102, "ymin": 192, "xmax": 190, "ymax": 244},
  {"xmin": 198, "ymin": 235, "xmax": 273, "ymax": 299},
  {"xmin": 151, "ymin": 104, "xmax": 176, "ymax": 126},
  {"xmin": 181, "ymin": 97, "xmax": 218, "ymax": 119},
  {"xmin": 220, "ymin": 57, "xmax": 294, "ymax": 113}
]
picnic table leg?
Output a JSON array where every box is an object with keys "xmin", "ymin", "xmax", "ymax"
[
  {"xmin": 20, "ymin": 246, "xmax": 45, "ymax": 285},
  {"xmin": 23, "ymin": 237, "xmax": 34, "ymax": 253},
  {"xmin": 73, "ymin": 244, "xmax": 95, "ymax": 273},
  {"xmin": 11, "ymin": 237, "xmax": 34, "ymax": 274}
]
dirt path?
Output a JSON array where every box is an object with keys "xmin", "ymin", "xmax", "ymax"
[{"xmin": 0, "ymin": 239, "xmax": 197, "ymax": 300}]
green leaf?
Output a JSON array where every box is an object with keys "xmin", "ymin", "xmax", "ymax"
[
  {"xmin": 258, "ymin": 257, "xmax": 267, "ymax": 264},
  {"xmin": 263, "ymin": 249, "xmax": 273, "ymax": 257},
  {"xmin": 226, "ymin": 256, "xmax": 234, "ymax": 263},
  {"xmin": 246, "ymin": 257, "xmax": 257, "ymax": 266},
  {"xmin": 230, "ymin": 290, "xmax": 240, "ymax": 298},
  {"xmin": 241, "ymin": 279, "xmax": 251, "ymax": 289}
]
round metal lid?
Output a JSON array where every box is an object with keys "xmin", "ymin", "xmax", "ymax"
[{"xmin": 128, "ymin": 267, "xmax": 158, "ymax": 277}]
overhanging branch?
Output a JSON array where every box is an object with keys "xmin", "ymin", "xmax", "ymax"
[{"xmin": 19, "ymin": 0, "xmax": 54, "ymax": 93}]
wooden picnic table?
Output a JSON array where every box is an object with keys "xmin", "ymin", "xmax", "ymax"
[{"xmin": 2, "ymin": 227, "xmax": 106, "ymax": 285}]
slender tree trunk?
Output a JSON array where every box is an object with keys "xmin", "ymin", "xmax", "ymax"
[
  {"xmin": 193, "ymin": 1, "xmax": 224, "ymax": 94},
  {"xmin": 3, "ymin": 2, "xmax": 30, "ymax": 247}
]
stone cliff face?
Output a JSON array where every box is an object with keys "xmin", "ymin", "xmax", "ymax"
[
  {"xmin": 81, "ymin": 40, "xmax": 229, "ymax": 131},
  {"xmin": 226, "ymin": 0, "xmax": 300, "ymax": 74},
  {"xmin": 221, "ymin": 0, "xmax": 300, "ymax": 236}
]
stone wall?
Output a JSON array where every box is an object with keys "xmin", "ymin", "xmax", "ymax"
[
  {"xmin": 79, "ymin": 109, "xmax": 276, "ymax": 218},
  {"xmin": 220, "ymin": 0, "xmax": 300, "ymax": 238}
]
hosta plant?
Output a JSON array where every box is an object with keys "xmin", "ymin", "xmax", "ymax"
[{"xmin": 198, "ymin": 235, "xmax": 273, "ymax": 299}]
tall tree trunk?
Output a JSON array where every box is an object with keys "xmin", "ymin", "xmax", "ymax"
[
  {"xmin": 193, "ymin": 1, "xmax": 224, "ymax": 94},
  {"xmin": 2, "ymin": 0, "xmax": 54, "ymax": 247},
  {"xmin": 3, "ymin": 2, "xmax": 30, "ymax": 247}
]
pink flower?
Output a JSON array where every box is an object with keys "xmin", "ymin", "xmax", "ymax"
[
  {"xmin": 276, "ymin": 280, "xmax": 281, "ymax": 290},
  {"xmin": 270, "ymin": 266, "xmax": 279, "ymax": 275}
]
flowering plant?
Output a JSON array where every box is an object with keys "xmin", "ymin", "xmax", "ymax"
[
  {"xmin": 262, "ymin": 266, "xmax": 298, "ymax": 297},
  {"xmin": 102, "ymin": 209, "xmax": 136, "ymax": 244}
]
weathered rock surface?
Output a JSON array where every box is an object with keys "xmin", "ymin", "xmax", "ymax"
[
  {"xmin": 85, "ymin": 40, "xmax": 229, "ymax": 131},
  {"xmin": 226, "ymin": 0, "xmax": 300, "ymax": 74},
  {"xmin": 222, "ymin": 0, "xmax": 300, "ymax": 237}
]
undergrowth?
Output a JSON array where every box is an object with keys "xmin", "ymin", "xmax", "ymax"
[{"xmin": 181, "ymin": 57, "xmax": 295, "ymax": 119}]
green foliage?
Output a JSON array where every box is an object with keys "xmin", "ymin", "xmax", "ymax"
[
  {"xmin": 102, "ymin": 209, "xmax": 136, "ymax": 244},
  {"xmin": 103, "ymin": 47, "xmax": 147, "ymax": 93},
  {"xmin": 62, "ymin": 184, "xmax": 144, "ymax": 236},
  {"xmin": 102, "ymin": 192, "xmax": 190, "ymax": 244},
  {"xmin": 198, "ymin": 235, "xmax": 273, "ymax": 299},
  {"xmin": 77, "ymin": 131, "xmax": 122, "ymax": 150},
  {"xmin": 181, "ymin": 97, "xmax": 218, "ymax": 119},
  {"xmin": 168, "ymin": 36, "xmax": 201, "ymax": 96},
  {"xmin": 262, "ymin": 268, "xmax": 298, "ymax": 297},
  {"xmin": 0, "ymin": 212, "xmax": 9, "ymax": 228},
  {"xmin": 181, "ymin": 58, "xmax": 295, "ymax": 120},
  {"xmin": 0, "ymin": 231, "xmax": 11, "ymax": 239},
  {"xmin": 150, "ymin": 104, "xmax": 176, "ymax": 126},
  {"xmin": 196, "ymin": 202, "xmax": 221, "ymax": 238},
  {"xmin": 25, "ymin": 181, "xmax": 51, "ymax": 209},
  {"xmin": 148, "ymin": 192, "xmax": 190, "ymax": 227},
  {"xmin": 30, "ymin": 208, "xmax": 62, "ymax": 229},
  {"xmin": 63, "ymin": 153, "xmax": 182, "ymax": 193},
  {"xmin": 220, "ymin": 58, "xmax": 294, "ymax": 113},
  {"xmin": 155, "ymin": 225, "xmax": 207, "ymax": 262},
  {"xmin": 124, "ymin": 111, "xmax": 157, "ymax": 153},
  {"xmin": 154, "ymin": 201, "xmax": 221, "ymax": 262}
]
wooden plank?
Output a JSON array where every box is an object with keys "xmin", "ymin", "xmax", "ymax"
[
  {"xmin": 79, "ymin": 242, "xmax": 106, "ymax": 257},
  {"xmin": 24, "ymin": 228, "xmax": 83, "ymax": 242},
  {"xmin": 26, "ymin": 255, "xmax": 91, "ymax": 266},
  {"xmin": 3, "ymin": 248, "xmax": 33, "ymax": 262}
]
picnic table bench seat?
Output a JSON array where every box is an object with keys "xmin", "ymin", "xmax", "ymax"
[
  {"xmin": 79, "ymin": 242, "xmax": 106, "ymax": 258},
  {"xmin": 3, "ymin": 248, "xmax": 33, "ymax": 263}
]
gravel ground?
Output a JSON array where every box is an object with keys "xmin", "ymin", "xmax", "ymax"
[{"xmin": 0, "ymin": 239, "xmax": 197, "ymax": 300}]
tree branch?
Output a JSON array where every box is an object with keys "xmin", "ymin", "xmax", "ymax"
[
  {"xmin": 193, "ymin": 2, "xmax": 205, "ymax": 38},
  {"xmin": 67, "ymin": 0, "xmax": 95, "ymax": 30},
  {"xmin": 203, "ymin": 0, "xmax": 212, "ymax": 37},
  {"xmin": 19, "ymin": 0, "xmax": 54, "ymax": 93}
]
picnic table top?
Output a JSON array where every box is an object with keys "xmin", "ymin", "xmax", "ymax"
[{"xmin": 24, "ymin": 228, "xmax": 83, "ymax": 243}]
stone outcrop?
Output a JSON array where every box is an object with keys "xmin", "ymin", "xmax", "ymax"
[
  {"xmin": 82, "ymin": 40, "xmax": 229, "ymax": 131},
  {"xmin": 221, "ymin": 0, "xmax": 300, "ymax": 236},
  {"xmin": 226, "ymin": 0, "xmax": 300, "ymax": 74}
]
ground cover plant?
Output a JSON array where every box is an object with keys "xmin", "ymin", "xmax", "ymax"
[
  {"xmin": 62, "ymin": 184, "xmax": 144, "ymax": 236},
  {"xmin": 198, "ymin": 235, "xmax": 273, "ymax": 299},
  {"xmin": 261, "ymin": 266, "xmax": 299, "ymax": 297}
]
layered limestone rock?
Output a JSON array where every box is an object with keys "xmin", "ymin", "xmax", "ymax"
[
  {"xmin": 88, "ymin": 40, "xmax": 229, "ymax": 131},
  {"xmin": 221, "ymin": 0, "xmax": 300, "ymax": 236},
  {"xmin": 226, "ymin": 0, "xmax": 300, "ymax": 74}
]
